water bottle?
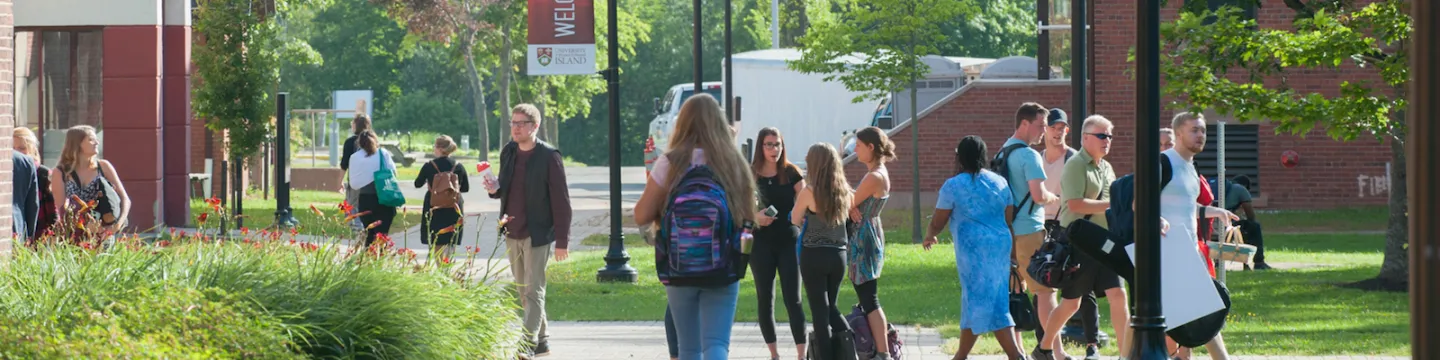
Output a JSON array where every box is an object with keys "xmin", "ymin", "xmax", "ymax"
[{"xmin": 740, "ymin": 228, "xmax": 754, "ymax": 255}]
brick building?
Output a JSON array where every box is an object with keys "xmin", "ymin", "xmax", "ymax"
[
  {"xmin": 0, "ymin": 0, "xmax": 14, "ymax": 255},
  {"xmin": 12, "ymin": 0, "xmax": 194, "ymax": 231},
  {"xmin": 850, "ymin": 0, "xmax": 1394, "ymax": 210}
]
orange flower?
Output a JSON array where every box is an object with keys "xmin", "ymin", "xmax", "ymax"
[
  {"xmin": 240, "ymin": 227, "xmax": 249, "ymax": 235},
  {"xmin": 289, "ymin": 228, "xmax": 298, "ymax": 236},
  {"xmin": 205, "ymin": 197, "xmax": 222, "ymax": 207},
  {"xmin": 366, "ymin": 220, "xmax": 384, "ymax": 230},
  {"xmin": 197, "ymin": 213, "xmax": 210, "ymax": 224},
  {"xmin": 345, "ymin": 211, "xmax": 373, "ymax": 223},
  {"xmin": 338, "ymin": 201, "xmax": 354, "ymax": 213},
  {"xmin": 436, "ymin": 225, "xmax": 457, "ymax": 235},
  {"xmin": 310, "ymin": 204, "xmax": 324, "ymax": 216}
]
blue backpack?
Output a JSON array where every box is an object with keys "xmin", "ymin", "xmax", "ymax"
[{"xmin": 655, "ymin": 165, "xmax": 746, "ymax": 287}]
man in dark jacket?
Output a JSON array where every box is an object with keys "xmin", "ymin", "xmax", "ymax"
[
  {"xmin": 12, "ymin": 151, "xmax": 38, "ymax": 240},
  {"xmin": 485, "ymin": 103, "xmax": 572, "ymax": 359}
]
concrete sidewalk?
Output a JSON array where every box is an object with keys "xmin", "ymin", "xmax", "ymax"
[{"xmin": 534, "ymin": 321, "xmax": 1404, "ymax": 360}]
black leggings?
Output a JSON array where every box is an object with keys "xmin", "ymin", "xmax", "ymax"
[
  {"xmin": 752, "ymin": 226, "xmax": 806, "ymax": 345},
  {"xmin": 801, "ymin": 246, "xmax": 850, "ymax": 360},
  {"xmin": 853, "ymin": 278, "xmax": 880, "ymax": 314},
  {"xmin": 358, "ymin": 192, "xmax": 397, "ymax": 247}
]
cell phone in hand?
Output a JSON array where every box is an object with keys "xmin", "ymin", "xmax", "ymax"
[{"xmin": 762, "ymin": 206, "xmax": 778, "ymax": 217}]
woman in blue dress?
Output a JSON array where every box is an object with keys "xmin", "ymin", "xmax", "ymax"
[{"xmin": 923, "ymin": 135, "xmax": 1025, "ymax": 360}]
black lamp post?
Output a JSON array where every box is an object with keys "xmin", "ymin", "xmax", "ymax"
[
  {"xmin": 596, "ymin": 0, "xmax": 638, "ymax": 283},
  {"xmin": 274, "ymin": 93, "xmax": 298, "ymax": 228},
  {"xmin": 692, "ymin": 0, "xmax": 702, "ymax": 92},
  {"xmin": 1129, "ymin": 0, "xmax": 1168, "ymax": 358}
]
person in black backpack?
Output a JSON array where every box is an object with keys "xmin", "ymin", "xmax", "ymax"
[
  {"xmin": 994, "ymin": 103, "xmax": 1061, "ymax": 352},
  {"xmin": 415, "ymin": 135, "xmax": 470, "ymax": 261},
  {"xmin": 635, "ymin": 94, "xmax": 757, "ymax": 360}
]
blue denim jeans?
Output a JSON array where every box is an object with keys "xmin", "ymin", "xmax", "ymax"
[{"xmin": 666, "ymin": 282, "xmax": 740, "ymax": 360}]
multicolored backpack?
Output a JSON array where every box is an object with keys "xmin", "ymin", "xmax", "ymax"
[{"xmin": 655, "ymin": 165, "xmax": 745, "ymax": 287}]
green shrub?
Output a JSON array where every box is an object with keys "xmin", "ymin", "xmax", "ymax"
[
  {"xmin": 0, "ymin": 286, "xmax": 301, "ymax": 359},
  {"xmin": 0, "ymin": 233, "xmax": 521, "ymax": 359}
]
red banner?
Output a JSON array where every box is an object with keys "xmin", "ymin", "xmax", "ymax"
[{"xmin": 528, "ymin": 0, "xmax": 597, "ymax": 75}]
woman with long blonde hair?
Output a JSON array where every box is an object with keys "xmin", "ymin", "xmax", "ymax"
[
  {"xmin": 790, "ymin": 142, "xmax": 856, "ymax": 360},
  {"xmin": 51, "ymin": 125, "xmax": 131, "ymax": 233},
  {"xmin": 634, "ymin": 93, "xmax": 756, "ymax": 360}
]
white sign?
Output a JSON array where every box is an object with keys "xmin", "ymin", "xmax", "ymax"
[
  {"xmin": 332, "ymin": 90, "xmax": 374, "ymax": 119},
  {"xmin": 1126, "ymin": 238, "xmax": 1226, "ymax": 331},
  {"xmin": 527, "ymin": 44, "xmax": 598, "ymax": 75}
]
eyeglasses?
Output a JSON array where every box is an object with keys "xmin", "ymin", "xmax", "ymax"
[
  {"xmin": 1087, "ymin": 132, "xmax": 1115, "ymax": 141},
  {"xmin": 510, "ymin": 121, "xmax": 536, "ymax": 128},
  {"xmin": 763, "ymin": 142, "xmax": 783, "ymax": 149}
]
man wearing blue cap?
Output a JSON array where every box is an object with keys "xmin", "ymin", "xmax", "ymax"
[{"xmin": 1038, "ymin": 108, "xmax": 1108, "ymax": 360}]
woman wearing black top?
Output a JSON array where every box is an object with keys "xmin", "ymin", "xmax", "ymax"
[
  {"xmin": 414, "ymin": 135, "xmax": 470, "ymax": 260},
  {"xmin": 341, "ymin": 114, "xmax": 371, "ymax": 232},
  {"xmin": 751, "ymin": 127, "xmax": 807, "ymax": 360}
]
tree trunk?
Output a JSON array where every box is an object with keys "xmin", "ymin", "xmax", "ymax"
[
  {"xmin": 500, "ymin": 19, "xmax": 514, "ymax": 148},
  {"xmin": 1375, "ymin": 133, "xmax": 1409, "ymax": 289},
  {"xmin": 908, "ymin": 34, "xmax": 922, "ymax": 244},
  {"xmin": 779, "ymin": 0, "xmax": 809, "ymax": 47},
  {"xmin": 463, "ymin": 36, "xmax": 491, "ymax": 161}
]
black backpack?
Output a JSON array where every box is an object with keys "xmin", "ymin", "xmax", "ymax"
[{"xmin": 990, "ymin": 142, "xmax": 1035, "ymax": 219}]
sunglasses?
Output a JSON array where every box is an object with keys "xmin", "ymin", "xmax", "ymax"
[
  {"xmin": 1087, "ymin": 132, "xmax": 1115, "ymax": 140},
  {"xmin": 763, "ymin": 142, "xmax": 783, "ymax": 149}
]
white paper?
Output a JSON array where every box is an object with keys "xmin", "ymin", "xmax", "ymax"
[{"xmin": 1125, "ymin": 236, "xmax": 1226, "ymax": 331}]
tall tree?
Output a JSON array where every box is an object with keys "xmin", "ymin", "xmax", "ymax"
[
  {"xmin": 1160, "ymin": 0, "xmax": 1411, "ymax": 290},
  {"xmin": 789, "ymin": 0, "xmax": 975, "ymax": 243},
  {"xmin": 371, "ymin": 0, "xmax": 498, "ymax": 160},
  {"xmin": 935, "ymin": 0, "xmax": 1036, "ymax": 59},
  {"xmin": 195, "ymin": 0, "xmax": 321, "ymax": 227},
  {"xmin": 279, "ymin": 0, "xmax": 410, "ymax": 116}
]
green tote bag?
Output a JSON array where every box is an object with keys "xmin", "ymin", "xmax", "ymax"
[{"xmin": 374, "ymin": 149, "xmax": 407, "ymax": 207}]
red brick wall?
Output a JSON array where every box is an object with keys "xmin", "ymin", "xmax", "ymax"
[
  {"xmin": 1089, "ymin": 0, "xmax": 1393, "ymax": 209},
  {"xmin": 0, "ymin": 0, "xmax": 13, "ymax": 255},
  {"xmin": 846, "ymin": 81, "xmax": 1073, "ymax": 193}
]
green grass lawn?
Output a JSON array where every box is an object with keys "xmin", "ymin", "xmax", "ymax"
[
  {"xmin": 1259, "ymin": 206, "xmax": 1389, "ymax": 233},
  {"xmin": 547, "ymin": 231, "xmax": 1407, "ymax": 356},
  {"xmin": 187, "ymin": 190, "xmax": 423, "ymax": 237}
]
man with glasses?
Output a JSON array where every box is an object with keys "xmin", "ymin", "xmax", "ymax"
[
  {"xmin": 1034, "ymin": 115, "xmax": 1130, "ymax": 360},
  {"xmin": 486, "ymin": 104, "xmax": 574, "ymax": 359}
]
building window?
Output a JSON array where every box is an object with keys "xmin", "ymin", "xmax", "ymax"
[
  {"xmin": 1186, "ymin": 0, "xmax": 1257, "ymax": 25},
  {"xmin": 15, "ymin": 30, "xmax": 105, "ymax": 167},
  {"xmin": 1195, "ymin": 123, "xmax": 1261, "ymax": 196}
]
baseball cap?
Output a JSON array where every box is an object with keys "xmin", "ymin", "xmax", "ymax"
[{"xmin": 1048, "ymin": 108, "xmax": 1068, "ymax": 126}]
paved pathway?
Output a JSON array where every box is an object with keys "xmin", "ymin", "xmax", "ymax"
[{"xmin": 536, "ymin": 321, "xmax": 1405, "ymax": 360}]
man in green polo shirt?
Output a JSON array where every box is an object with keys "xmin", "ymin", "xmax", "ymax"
[{"xmin": 1034, "ymin": 115, "xmax": 1130, "ymax": 360}]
